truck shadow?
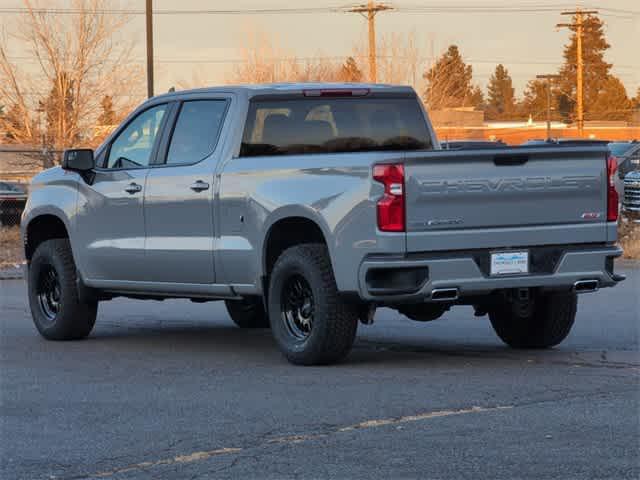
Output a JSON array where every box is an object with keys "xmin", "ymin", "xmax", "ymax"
[{"xmin": 87, "ymin": 321, "xmax": 587, "ymax": 369}]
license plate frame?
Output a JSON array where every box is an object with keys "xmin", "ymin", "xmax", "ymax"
[{"xmin": 490, "ymin": 250, "xmax": 529, "ymax": 276}]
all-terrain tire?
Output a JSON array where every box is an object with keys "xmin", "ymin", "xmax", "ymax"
[
  {"xmin": 268, "ymin": 244, "xmax": 358, "ymax": 365},
  {"xmin": 225, "ymin": 297, "xmax": 270, "ymax": 328},
  {"xmin": 27, "ymin": 239, "xmax": 97, "ymax": 340},
  {"xmin": 489, "ymin": 291, "xmax": 577, "ymax": 348}
]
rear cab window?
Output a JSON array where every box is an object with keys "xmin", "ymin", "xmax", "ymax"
[
  {"xmin": 165, "ymin": 100, "xmax": 228, "ymax": 165},
  {"xmin": 240, "ymin": 95, "xmax": 432, "ymax": 157}
]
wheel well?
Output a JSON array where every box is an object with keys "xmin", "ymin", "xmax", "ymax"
[
  {"xmin": 25, "ymin": 215, "xmax": 69, "ymax": 262},
  {"xmin": 264, "ymin": 217, "xmax": 327, "ymax": 276}
]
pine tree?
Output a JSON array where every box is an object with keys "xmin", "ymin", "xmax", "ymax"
[
  {"xmin": 519, "ymin": 79, "xmax": 563, "ymax": 122},
  {"xmin": 520, "ymin": 80, "xmax": 547, "ymax": 120},
  {"xmin": 486, "ymin": 64, "xmax": 516, "ymax": 120},
  {"xmin": 470, "ymin": 86, "xmax": 485, "ymax": 111},
  {"xmin": 557, "ymin": 14, "xmax": 612, "ymax": 121},
  {"xmin": 589, "ymin": 76, "xmax": 632, "ymax": 121},
  {"xmin": 98, "ymin": 95, "xmax": 116, "ymax": 126},
  {"xmin": 3, "ymin": 104, "xmax": 26, "ymax": 141},
  {"xmin": 339, "ymin": 57, "xmax": 363, "ymax": 83},
  {"xmin": 423, "ymin": 45, "xmax": 483, "ymax": 110}
]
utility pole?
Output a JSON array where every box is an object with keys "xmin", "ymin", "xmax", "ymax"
[
  {"xmin": 145, "ymin": 0, "xmax": 154, "ymax": 98},
  {"xmin": 536, "ymin": 74, "xmax": 560, "ymax": 140},
  {"xmin": 346, "ymin": 2, "xmax": 393, "ymax": 83},
  {"xmin": 557, "ymin": 9, "xmax": 597, "ymax": 137}
]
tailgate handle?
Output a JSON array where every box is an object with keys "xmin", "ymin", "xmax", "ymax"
[{"xmin": 493, "ymin": 154, "xmax": 529, "ymax": 166}]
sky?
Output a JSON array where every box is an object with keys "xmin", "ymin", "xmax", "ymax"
[{"xmin": 2, "ymin": 0, "xmax": 639, "ymax": 99}]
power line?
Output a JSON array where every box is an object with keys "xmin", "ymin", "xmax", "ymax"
[
  {"xmin": 6, "ymin": 54, "xmax": 636, "ymax": 70},
  {"xmin": 0, "ymin": 6, "xmax": 342, "ymax": 15},
  {"xmin": 393, "ymin": 3, "xmax": 638, "ymax": 15},
  {"xmin": 1, "ymin": 4, "xmax": 635, "ymax": 16}
]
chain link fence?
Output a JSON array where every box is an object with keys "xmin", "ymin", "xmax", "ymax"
[
  {"xmin": 0, "ymin": 195, "xmax": 27, "ymax": 227},
  {"xmin": 0, "ymin": 147, "xmax": 61, "ymax": 227}
]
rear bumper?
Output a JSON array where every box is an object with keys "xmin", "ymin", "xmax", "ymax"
[{"xmin": 357, "ymin": 244, "xmax": 623, "ymax": 303}]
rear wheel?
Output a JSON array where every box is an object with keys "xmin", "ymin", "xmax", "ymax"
[
  {"xmin": 225, "ymin": 297, "xmax": 270, "ymax": 328},
  {"xmin": 268, "ymin": 244, "xmax": 358, "ymax": 365},
  {"xmin": 27, "ymin": 239, "xmax": 97, "ymax": 340},
  {"xmin": 489, "ymin": 291, "xmax": 577, "ymax": 348}
]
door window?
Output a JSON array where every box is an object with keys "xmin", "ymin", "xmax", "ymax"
[
  {"xmin": 106, "ymin": 104, "xmax": 167, "ymax": 169},
  {"xmin": 165, "ymin": 100, "xmax": 227, "ymax": 165}
]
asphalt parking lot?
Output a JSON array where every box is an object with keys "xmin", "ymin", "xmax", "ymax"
[{"xmin": 1, "ymin": 262, "xmax": 639, "ymax": 480}]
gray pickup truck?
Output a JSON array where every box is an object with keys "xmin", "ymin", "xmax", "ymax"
[{"xmin": 21, "ymin": 83, "xmax": 624, "ymax": 365}]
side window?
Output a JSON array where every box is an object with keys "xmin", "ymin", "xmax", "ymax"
[
  {"xmin": 106, "ymin": 104, "xmax": 167, "ymax": 169},
  {"xmin": 166, "ymin": 100, "xmax": 227, "ymax": 165}
]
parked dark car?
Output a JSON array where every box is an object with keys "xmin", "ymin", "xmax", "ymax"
[
  {"xmin": 608, "ymin": 141, "xmax": 640, "ymax": 179},
  {"xmin": 623, "ymin": 170, "xmax": 640, "ymax": 220},
  {"xmin": 0, "ymin": 181, "xmax": 28, "ymax": 226},
  {"xmin": 522, "ymin": 138, "xmax": 611, "ymax": 147}
]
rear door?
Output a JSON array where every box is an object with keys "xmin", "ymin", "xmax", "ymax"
[
  {"xmin": 403, "ymin": 146, "xmax": 609, "ymax": 252},
  {"xmin": 143, "ymin": 97, "xmax": 230, "ymax": 284}
]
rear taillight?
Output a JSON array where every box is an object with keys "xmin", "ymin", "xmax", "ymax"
[
  {"xmin": 607, "ymin": 155, "xmax": 619, "ymax": 222},
  {"xmin": 373, "ymin": 164, "xmax": 405, "ymax": 232}
]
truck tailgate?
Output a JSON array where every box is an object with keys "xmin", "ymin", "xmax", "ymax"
[{"xmin": 403, "ymin": 146, "xmax": 610, "ymax": 252}]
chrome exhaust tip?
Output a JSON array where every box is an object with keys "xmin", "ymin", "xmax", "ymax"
[
  {"xmin": 431, "ymin": 288, "xmax": 459, "ymax": 302},
  {"xmin": 573, "ymin": 280, "xmax": 599, "ymax": 293}
]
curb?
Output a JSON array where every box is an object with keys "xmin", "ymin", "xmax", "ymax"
[{"xmin": 617, "ymin": 258, "xmax": 640, "ymax": 267}]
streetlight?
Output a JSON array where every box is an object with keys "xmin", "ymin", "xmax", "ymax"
[{"xmin": 536, "ymin": 74, "xmax": 561, "ymax": 141}]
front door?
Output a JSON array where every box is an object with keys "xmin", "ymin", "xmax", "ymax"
[
  {"xmin": 75, "ymin": 103, "xmax": 169, "ymax": 282},
  {"xmin": 143, "ymin": 99, "xmax": 229, "ymax": 284}
]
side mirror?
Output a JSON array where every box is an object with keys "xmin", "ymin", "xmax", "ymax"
[{"xmin": 62, "ymin": 149, "xmax": 94, "ymax": 172}]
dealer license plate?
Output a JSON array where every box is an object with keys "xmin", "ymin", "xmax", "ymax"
[{"xmin": 490, "ymin": 251, "xmax": 529, "ymax": 276}]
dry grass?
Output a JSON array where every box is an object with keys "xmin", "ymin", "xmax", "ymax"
[
  {"xmin": 0, "ymin": 227, "xmax": 24, "ymax": 266},
  {"xmin": 619, "ymin": 219, "xmax": 640, "ymax": 260}
]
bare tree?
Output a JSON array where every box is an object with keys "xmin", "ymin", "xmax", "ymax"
[
  {"xmin": 378, "ymin": 31, "xmax": 422, "ymax": 88},
  {"xmin": 225, "ymin": 28, "xmax": 342, "ymax": 85},
  {"xmin": 0, "ymin": 0, "xmax": 143, "ymax": 150},
  {"xmin": 351, "ymin": 31, "xmax": 423, "ymax": 90}
]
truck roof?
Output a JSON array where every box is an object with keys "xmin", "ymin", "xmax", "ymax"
[{"xmin": 151, "ymin": 82, "xmax": 416, "ymax": 101}]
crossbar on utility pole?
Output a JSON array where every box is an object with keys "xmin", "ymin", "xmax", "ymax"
[
  {"xmin": 536, "ymin": 74, "xmax": 561, "ymax": 140},
  {"xmin": 145, "ymin": 0, "xmax": 154, "ymax": 98},
  {"xmin": 557, "ymin": 9, "xmax": 597, "ymax": 137},
  {"xmin": 345, "ymin": 2, "xmax": 393, "ymax": 83}
]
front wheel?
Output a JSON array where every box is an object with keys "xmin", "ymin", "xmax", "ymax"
[
  {"xmin": 489, "ymin": 291, "xmax": 577, "ymax": 349},
  {"xmin": 268, "ymin": 244, "xmax": 358, "ymax": 365},
  {"xmin": 27, "ymin": 239, "xmax": 97, "ymax": 340}
]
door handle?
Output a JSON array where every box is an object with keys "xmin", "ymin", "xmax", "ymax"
[
  {"xmin": 190, "ymin": 180, "xmax": 210, "ymax": 192},
  {"xmin": 124, "ymin": 182, "xmax": 142, "ymax": 194}
]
